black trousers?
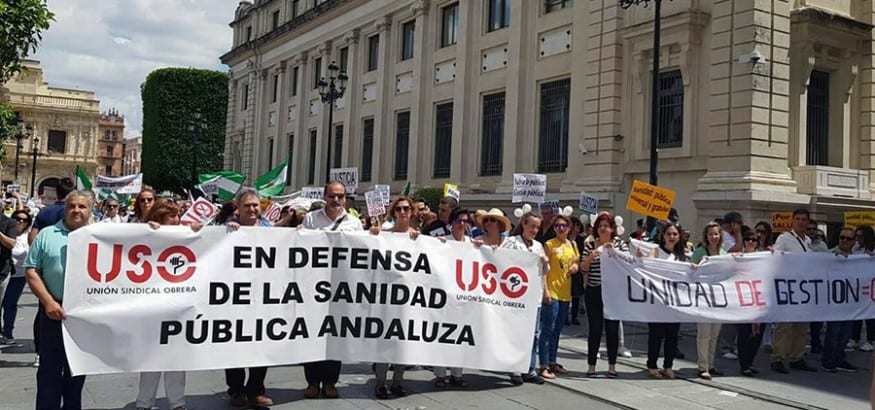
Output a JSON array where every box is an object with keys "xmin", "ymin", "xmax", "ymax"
[
  {"xmin": 647, "ymin": 323, "xmax": 680, "ymax": 369},
  {"xmin": 736, "ymin": 324, "xmax": 763, "ymax": 371},
  {"xmin": 584, "ymin": 286, "xmax": 619, "ymax": 365},
  {"xmin": 303, "ymin": 360, "xmax": 342, "ymax": 387},
  {"xmin": 225, "ymin": 367, "xmax": 267, "ymax": 397},
  {"xmin": 36, "ymin": 304, "xmax": 85, "ymax": 410},
  {"xmin": 852, "ymin": 320, "xmax": 875, "ymax": 342}
]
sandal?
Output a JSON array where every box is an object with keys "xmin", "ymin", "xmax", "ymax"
[
  {"xmin": 434, "ymin": 377, "xmax": 448, "ymax": 388},
  {"xmin": 450, "ymin": 376, "xmax": 469, "ymax": 388},
  {"xmin": 648, "ymin": 369, "xmax": 664, "ymax": 379},
  {"xmin": 549, "ymin": 363, "xmax": 569, "ymax": 375},
  {"xmin": 540, "ymin": 368, "xmax": 557, "ymax": 379},
  {"xmin": 664, "ymin": 369, "xmax": 676, "ymax": 379},
  {"xmin": 607, "ymin": 371, "xmax": 618, "ymax": 379}
]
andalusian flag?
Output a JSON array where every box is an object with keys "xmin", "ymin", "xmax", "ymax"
[
  {"xmin": 76, "ymin": 165, "xmax": 92, "ymax": 190},
  {"xmin": 196, "ymin": 171, "xmax": 246, "ymax": 201},
  {"xmin": 402, "ymin": 181, "xmax": 411, "ymax": 196},
  {"xmin": 254, "ymin": 158, "xmax": 288, "ymax": 197}
]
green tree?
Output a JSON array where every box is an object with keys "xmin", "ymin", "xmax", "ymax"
[
  {"xmin": 141, "ymin": 68, "xmax": 228, "ymax": 193},
  {"xmin": 414, "ymin": 187, "xmax": 444, "ymax": 210},
  {"xmin": 0, "ymin": 102, "xmax": 15, "ymax": 159},
  {"xmin": 0, "ymin": 0, "xmax": 54, "ymax": 83}
]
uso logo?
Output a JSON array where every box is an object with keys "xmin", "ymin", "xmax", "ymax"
[
  {"xmin": 455, "ymin": 260, "xmax": 528, "ymax": 299},
  {"xmin": 86, "ymin": 243, "xmax": 197, "ymax": 284}
]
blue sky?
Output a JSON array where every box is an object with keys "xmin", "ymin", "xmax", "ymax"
[{"xmin": 32, "ymin": 0, "xmax": 237, "ymax": 137}]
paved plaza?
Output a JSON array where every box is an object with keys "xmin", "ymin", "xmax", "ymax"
[{"xmin": 0, "ymin": 289, "xmax": 870, "ymax": 409}]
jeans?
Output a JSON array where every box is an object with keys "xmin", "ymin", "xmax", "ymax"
[
  {"xmin": 538, "ymin": 300, "xmax": 569, "ymax": 367},
  {"xmin": 225, "ymin": 367, "xmax": 267, "ymax": 397},
  {"xmin": 736, "ymin": 324, "xmax": 763, "ymax": 371},
  {"xmin": 647, "ymin": 323, "xmax": 680, "ymax": 370},
  {"xmin": 584, "ymin": 286, "xmax": 619, "ymax": 365},
  {"xmin": 822, "ymin": 321, "xmax": 853, "ymax": 369},
  {"xmin": 1, "ymin": 276, "xmax": 26, "ymax": 338},
  {"xmin": 36, "ymin": 304, "xmax": 86, "ymax": 410},
  {"xmin": 529, "ymin": 306, "xmax": 541, "ymax": 373}
]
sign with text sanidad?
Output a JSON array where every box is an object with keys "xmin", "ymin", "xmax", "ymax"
[
  {"xmin": 330, "ymin": 167, "xmax": 359, "ymax": 194},
  {"xmin": 600, "ymin": 248, "xmax": 875, "ymax": 323},
  {"xmin": 301, "ymin": 187, "xmax": 324, "ymax": 200},
  {"xmin": 180, "ymin": 197, "xmax": 219, "ymax": 226},
  {"xmin": 512, "ymin": 174, "xmax": 546, "ymax": 203},
  {"xmin": 845, "ymin": 211, "xmax": 875, "ymax": 229},
  {"xmin": 364, "ymin": 190, "xmax": 385, "ymax": 217},
  {"xmin": 579, "ymin": 192, "xmax": 598, "ymax": 214},
  {"xmin": 625, "ymin": 180, "xmax": 675, "ymax": 221},
  {"xmin": 62, "ymin": 225, "xmax": 541, "ymax": 375},
  {"xmin": 443, "ymin": 183, "xmax": 460, "ymax": 201},
  {"xmin": 772, "ymin": 211, "xmax": 792, "ymax": 233}
]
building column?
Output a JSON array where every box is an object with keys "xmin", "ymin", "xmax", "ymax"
[
  {"xmin": 859, "ymin": 1, "xmax": 875, "ymax": 193},
  {"xmin": 291, "ymin": 52, "xmax": 309, "ymax": 188},
  {"xmin": 274, "ymin": 60, "xmax": 288, "ymax": 173},
  {"xmin": 241, "ymin": 65, "xmax": 259, "ymax": 179},
  {"xmin": 371, "ymin": 16, "xmax": 392, "ymax": 186},
  {"xmin": 339, "ymin": 29, "xmax": 361, "ymax": 169},
  {"xmin": 407, "ymin": 0, "xmax": 432, "ymax": 188}
]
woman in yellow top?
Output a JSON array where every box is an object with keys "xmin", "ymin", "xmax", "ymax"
[{"xmin": 538, "ymin": 214, "xmax": 579, "ymax": 379}]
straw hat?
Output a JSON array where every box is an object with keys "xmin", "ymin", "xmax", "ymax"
[{"xmin": 476, "ymin": 208, "xmax": 510, "ymax": 233}]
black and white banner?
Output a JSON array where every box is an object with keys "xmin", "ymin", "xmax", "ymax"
[
  {"xmin": 601, "ymin": 248, "xmax": 875, "ymax": 323},
  {"xmin": 62, "ymin": 225, "xmax": 541, "ymax": 375}
]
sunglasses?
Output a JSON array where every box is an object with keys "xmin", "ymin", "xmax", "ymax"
[
  {"xmin": 13, "ymin": 217, "xmax": 29, "ymax": 223},
  {"xmin": 554, "ymin": 224, "xmax": 569, "ymax": 230},
  {"xmin": 840, "ymin": 236, "xmax": 856, "ymax": 241},
  {"xmin": 325, "ymin": 194, "xmax": 345, "ymax": 200},
  {"xmin": 453, "ymin": 218, "xmax": 470, "ymax": 225},
  {"xmin": 106, "ymin": 204, "xmax": 118, "ymax": 209},
  {"xmin": 140, "ymin": 197, "xmax": 154, "ymax": 203},
  {"xmin": 395, "ymin": 205, "xmax": 411, "ymax": 212},
  {"xmin": 483, "ymin": 217, "xmax": 498, "ymax": 224}
]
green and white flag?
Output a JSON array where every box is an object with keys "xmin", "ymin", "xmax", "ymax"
[
  {"xmin": 255, "ymin": 158, "xmax": 288, "ymax": 198},
  {"xmin": 97, "ymin": 189, "xmax": 119, "ymax": 202},
  {"xmin": 196, "ymin": 171, "xmax": 246, "ymax": 201},
  {"xmin": 76, "ymin": 165, "xmax": 92, "ymax": 190}
]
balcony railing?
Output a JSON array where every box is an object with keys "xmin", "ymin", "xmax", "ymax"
[{"xmin": 792, "ymin": 165, "xmax": 871, "ymax": 199}]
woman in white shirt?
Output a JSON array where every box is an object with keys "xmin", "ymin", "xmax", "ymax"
[{"xmin": 645, "ymin": 223, "xmax": 688, "ymax": 379}]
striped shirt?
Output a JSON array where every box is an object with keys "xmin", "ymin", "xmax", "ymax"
[{"xmin": 581, "ymin": 237, "xmax": 628, "ymax": 287}]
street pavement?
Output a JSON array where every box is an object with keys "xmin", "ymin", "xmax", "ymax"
[{"xmin": 0, "ymin": 289, "xmax": 871, "ymax": 409}]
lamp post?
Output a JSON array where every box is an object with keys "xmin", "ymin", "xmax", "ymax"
[
  {"xmin": 317, "ymin": 61, "xmax": 348, "ymax": 183},
  {"xmin": 13, "ymin": 112, "xmax": 33, "ymax": 182},
  {"xmin": 619, "ymin": 0, "xmax": 667, "ymax": 187},
  {"xmin": 28, "ymin": 137, "xmax": 47, "ymax": 198},
  {"xmin": 188, "ymin": 112, "xmax": 207, "ymax": 190}
]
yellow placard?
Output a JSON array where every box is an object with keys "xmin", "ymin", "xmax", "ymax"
[
  {"xmin": 443, "ymin": 183, "xmax": 460, "ymax": 200},
  {"xmin": 771, "ymin": 211, "xmax": 792, "ymax": 233},
  {"xmin": 625, "ymin": 180, "xmax": 676, "ymax": 221},
  {"xmin": 844, "ymin": 211, "xmax": 875, "ymax": 229}
]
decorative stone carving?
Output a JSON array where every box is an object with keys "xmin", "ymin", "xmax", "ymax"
[
  {"xmin": 410, "ymin": 0, "xmax": 429, "ymax": 16},
  {"xmin": 374, "ymin": 15, "xmax": 392, "ymax": 32},
  {"xmin": 343, "ymin": 29, "xmax": 360, "ymax": 46},
  {"xmin": 293, "ymin": 51, "xmax": 308, "ymax": 66}
]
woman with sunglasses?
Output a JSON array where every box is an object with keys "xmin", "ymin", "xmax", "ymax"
[
  {"xmin": 730, "ymin": 229, "xmax": 765, "ymax": 377},
  {"xmin": 690, "ymin": 222, "xmax": 726, "ymax": 380},
  {"xmin": 538, "ymin": 214, "xmax": 579, "ymax": 379},
  {"xmin": 0, "ymin": 209, "xmax": 32, "ymax": 345},
  {"xmin": 501, "ymin": 212, "xmax": 549, "ymax": 385},
  {"xmin": 645, "ymin": 223, "xmax": 687, "ymax": 379},
  {"xmin": 580, "ymin": 212, "xmax": 628, "ymax": 378},
  {"xmin": 473, "ymin": 209, "xmax": 510, "ymax": 248},
  {"xmin": 130, "ymin": 187, "xmax": 157, "ymax": 223},
  {"xmin": 369, "ymin": 196, "xmax": 419, "ymax": 399},
  {"xmin": 433, "ymin": 208, "xmax": 471, "ymax": 388}
]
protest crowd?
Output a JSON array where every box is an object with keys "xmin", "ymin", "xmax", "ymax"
[{"xmin": 2, "ymin": 175, "xmax": 875, "ymax": 410}]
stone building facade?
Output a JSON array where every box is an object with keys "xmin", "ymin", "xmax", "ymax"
[
  {"xmin": 122, "ymin": 136, "xmax": 143, "ymax": 176},
  {"xmin": 0, "ymin": 59, "xmax": 101, "ymax": 199},
  {"xmin": 98, "ymin": 109, "xmax": 125, "ymax": 177},
  {"xmin": 221, "ymin": 0, "xmax": 875, "ymax": 234}
]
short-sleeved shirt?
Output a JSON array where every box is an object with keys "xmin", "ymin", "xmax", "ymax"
[
  {"xmin": 33, "ymin": 201, "xmax": 65, "ymax": 230},
  {"xmin": 690, "ymin": 245, "xmax": 727, "ymax": 264},
  {"xmin": 303, "ymin": 208, "xmax": 363, "ymax": 231},
  {"xmin": 581, "ymin": 237, "xmax": 629, "ymax": 287},
  {"xmin": 773, "ymin": 231, "xmax": 810, "ymax": 253},
  {"xmin": 23, "ymin": 220, "xmax": 72, "ymax": 301},
  {"xmin": 544, "ymin": 238, "xmax": 579, "ymax": 302},
  {"xmin": 501, "ymin": 235, "xmax": 546, "ymax": 263}
]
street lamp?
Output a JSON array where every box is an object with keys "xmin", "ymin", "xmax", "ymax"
[
  {"xmin": 13, "ymin": 112, "xmax": 33, "ymax": 182},
  {"xmin": 28, "ymin": 137, "xmax": 48, "ymax": 198},
  {"xmin": 619, "ymin": 0, "xmax": 669, "ymax": 187},
  {"xmin": 188, "ymin": 112, "xmax": 208, "ymax": 190},
  {"xmin": 317, "ymin": 60, "xmax": 348, "ymax": 183}
]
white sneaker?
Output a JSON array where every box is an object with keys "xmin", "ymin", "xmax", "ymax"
[
  {"xmin": 847, "ymin": 340, "xmax": 859, "ymax": 350},
  {"xmin": 721, "ymin": 351, "xmax": 738, "ymax": 360},
  {"xmin": 32, "ymin": 355, "xmax": 39, "ymax": 368},
  {"xmin": 619, "ymin": 346, "xmax": 633, "ymax": 358},
  {"xmin": 860, "ymin": 342, "xmax": 874, "ymax": 352}
]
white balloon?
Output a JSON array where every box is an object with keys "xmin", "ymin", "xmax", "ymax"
[
  {"xmin": 616, "ymin": 226, "xmax": 625, "ymax": 236},
  {"xmin": 513, "ymin": 208, "xmax": 524, "ymax": 218},
  {"xmin": 522, "ymin": 203, "xmax": 532, "ymax": 213},
  {"xmin": 614, "ymin": 216, "xmax": 624, "ymax": 226},
  {"xmin": 562, "ymin": 206, "xmax": 574, "ymax": 216},
  {"xmin": 578, "ymin": 214, "xmax": 589, "ymax": 225}
]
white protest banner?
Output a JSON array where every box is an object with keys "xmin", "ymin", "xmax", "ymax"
[
  {"xmin": 512, "ymin": 174, "xmax": 546, "ymax": 203},
  {"xmin": 374, "ymin": 184, "xmax": 391, "ymax": 206},
  {"xmin": 579, "ymin": 192, "xmax": 598, "ymax": 214},
  {"xmin": 63, "ymin": 225, "xmax": 541, "ymax": 375},
  {"xmin": 364, "ymin": 190, "xmax": 385, "ymax": 217},
  {"xmin": 95, "ymin": 173, "xmax": 143, "ymax": 194},
  {"xmin": 600, "ymin": 248, "xmax": 875, "ymax": 323},
  {"xmin": 180, "ymin": 197, "xmax": 219, "ymax": 226},
  {"xmin": 330, "ymin": 167, "xmax": 359, "ymax": 194},
  {"xmin": 301, "ymin": 187, "xmax": 324, "ymax": 199}
]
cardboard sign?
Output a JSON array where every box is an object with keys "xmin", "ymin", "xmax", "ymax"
[
  {"xmin": 5, "ymin": 184, "xmax": 20, "ymax": 193},
  {"xmin": 625, "ymin": 180, "xmax": 675, "ymax": 221},
  {"xmin": 199, "ymin": 183, "xmax": 218, "ymax": 196},
  {"xmin": 845, "ymin": 211, "xmax": 875, "ymax": 229},
  {"xmin": 540, "ymin": 200, "xmax": 560, "ymax": 214},
  {"xmin": 444, "ymin": 183, "xmax": 460, "ymax": 201},
  {"xmin": 512, "ymin": 174, "xmax": 547, "ymax": 203},
  {"xmin": 365, "ymin": 190, "xmax": 385, "ymax": 217},
  {"xmin": 301, "ymin": 187, "xmax": 324, "ymax": 200},
  {"xmin": 264, "ymin": 202, "xmax": 282, "ymax": 222},
  {"xmin": 579, "ymin": 192, "xmax": 598, "ymax": 215},
  {"xmin": 374, "ymin": 184, "xmax": 391, "ymax": 206},
  {"xmin": 772, "ymin": 211, "xmax": 792, "ymax": 233},
  {"xmin": 180, "ymin": 197, "xmax": 219, "ymax": 226},
  {"xmin": 330, "ymin": 167, "xmax": 359, "ymax": 194}
]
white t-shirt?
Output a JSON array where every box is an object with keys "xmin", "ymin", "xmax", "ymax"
[
  {"xmin": 656, "ymin": 246, "xmax": 679, "ymax": 261},
  {"xmin": 11, "ymin": 233, "xmax": 29, "ymax": 278},
  {"xmin": 773, "ymin": 231, "xmax": 811, "ymax": 253},
  {"xmin": 721, "ymin": 230, "xmax": 736, "ymax": 251},
  {"xmin": 100, "ymin": 214, "xmax": 122, "ymax": 223},
  {"xmin": 302, "ymin": 208, "xmax": 363, "ymax": 232}
]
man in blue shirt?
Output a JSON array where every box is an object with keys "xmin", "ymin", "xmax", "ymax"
[
  {"xmin": 28, "ymin": 177, "xmax": 75, "ymax": 244},
  {"xmin": 25, "ymin": 190, "xmax": 92, "ymax": 410}
]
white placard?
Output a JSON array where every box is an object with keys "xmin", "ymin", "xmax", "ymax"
[
  {"xmin": 301, "ymin": 187, "xmax": 324, "ymax": 200},
  {"xmin": 330, "ymin": 167, "xmax": 359, "ymax": 195},
  {"xmin": 365, "ymin": 190, "xmax": 385, "ymax": 217},
  {"xmin": 579, "ymin": 192, "xmax": 598, "ymax": 214},
  {"xmin": 374, "ymin": 184, "xmax": 391, "ymax": 207},
  {"xmin": 179, "ymin": 197, "xmax": 219, "ymax": 226},
  {"xmin": 512, "ymin": 174, "xmax": 546, "ymax": 204}
]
